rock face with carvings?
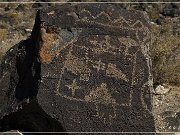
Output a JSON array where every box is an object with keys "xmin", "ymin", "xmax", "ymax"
[{"xmin": 0, "ymin": 4, "xmax": 155, "ymax": 132}]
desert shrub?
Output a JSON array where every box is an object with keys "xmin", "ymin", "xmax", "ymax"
[
  {"xmin": 7, "ymin": 12, "xmax": 21, "ymax": 24},
  {"xmin": 146, "ymin": 7, "xmax": 160, "ymax": 22},
  {"xmin": 151, "ymin": 21, "xmax": 180, "ymax": 86}
]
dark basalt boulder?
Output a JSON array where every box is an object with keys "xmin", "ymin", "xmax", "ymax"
[{"xmin": 0, "ymin": 4, "xmax": 155, "ymax": 133}]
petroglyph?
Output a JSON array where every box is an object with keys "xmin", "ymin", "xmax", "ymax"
[
  {"xmin": 0, "ymin": 4, "xmax": 155, "ymax": 132},
  {"xmin": 84, "ymin": 83, "xmax": 118, "ymax": 124},
  {"xmin": 37, "ymin": 4, "xmax": 154, "ymax": 131},
  {"xmin": 106, "ymin": 63, "xmax": 129, "ymax": 82},
  {"xmin": 89, "ymin": 35, "xmax": 119, "ymax": 55},
  {"xmin": 112, "ymin": 17, "xmax": 145, "ymax": 30},
  {"xmin": 47, "ymin": 11, "xmax": 55, "ymax": 15},
  {"xmin": 80, "ymin": 9, "xmax": 112, "ymax": 22},
  {"xmin": 79, "ymin": 8, "xmax": 151, "ymax": 58},
  {"xmin": 52, "ymin": 14, "xmax": 150, "ymax": 126},
  {"xmin": 92, "ymin": 59, "xmax": 106, "ymax": 72},
  {"xmin": 89, "ymin": 35, "xmax": 110, "ymax": 54},
  {"xmin": 84, "ymin": 83, "xmax": 116, "ymax": 105},
  {"xmin": 66, "ymin": 79, "xmax": 81, "ymax": 97},
  {"xmin": 64, "ymin": 50, "xmax": 91, "ymax": 81},
  {"xmin": 79, "ymin": 9, "xmax": 147, "ymax": 32},
  {"xmin": 118, "ymin": 37, "xmax": 139, "ymax": 56}
]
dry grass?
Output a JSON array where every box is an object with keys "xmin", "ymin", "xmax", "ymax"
[
  {"xmin": 0, "ymin": 3, "xmax": 35, "ymax": 60},
  {"xmin": 0, "ymin": 29, "xmax": 8, "ymax": 41},
  {"xmin": 151, "ymin": 20, "xmax": 180, "ymax": 86},
  {"xmin": 0, "ymin": 32, "xmax": 26, "ymax": 60},
  {"xmin": 153, "ymin": 86, "xmax": 180, "ymax": 132}
]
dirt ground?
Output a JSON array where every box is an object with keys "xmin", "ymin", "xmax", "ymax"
[{"xmin": 153, "ymin": 86, "xmax": 180, "ymax": 132}]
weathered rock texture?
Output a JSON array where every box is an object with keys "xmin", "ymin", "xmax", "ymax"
[{"xmin": 0, "ymin": 4, "xmax": 155, "ymax": 132}]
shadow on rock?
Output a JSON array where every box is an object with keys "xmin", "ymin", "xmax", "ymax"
[{"xmin": 1, "ymin": 99, "xmax": 67, "ymax": 133}]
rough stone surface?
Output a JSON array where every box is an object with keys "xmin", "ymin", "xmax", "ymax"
[
  {"xmin": 37, "ymin": 4, "xmax": 155, "ymax": 132},
  {"xmin": 0, "ymin": 4, "xmax": 155, "ymax": 132}
]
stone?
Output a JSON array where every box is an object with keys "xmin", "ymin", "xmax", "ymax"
[
  {"xmin": 37, "ymin": 4, "xmax": 155, "ymax": 132},
  {"xmin": 163, "ymin": 8, "xmax": 175, "ymax": 17},
  {"xmin": 15, "ymin": 4, "xmax": 25, "ymax": 12},
  {"xmin": 172, "ymin": 3, "xmax": 180, "ymax": 9},
  {"xmin": 0, "ymin": 4, "xmax": 155, "ymax": 132},
  {"xmin": 155, "ymin": 84, "xmax": 171, "ymax": 95}
]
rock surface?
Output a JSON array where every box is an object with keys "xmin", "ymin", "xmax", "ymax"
[
  {"xmin": 154, "ymin": 84, "xmax": 171, "ymax": 95},
  {"xmin": 0, "ymin": 4, "xmax": 155, "ymax": 132}
]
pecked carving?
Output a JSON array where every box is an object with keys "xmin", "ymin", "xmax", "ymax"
[{"xmin": 36, "ymin": 4, "xmax": 155, "ymax": 132}]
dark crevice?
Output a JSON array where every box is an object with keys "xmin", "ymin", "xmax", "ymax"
[
  {"xmin": 67, "ymin": 27, "xmax": 72, "ymax": 33},
  {"xmin": 15, "ymin": 9, "xmax": 41, "ymax": 102},
  {"xmin": 0, "ymin": 9, "xmax": 67, "ymax": 133},
  {"xmin": 15, "ymin": 39, "xmax": 40, "ymax": 101},
  {"xmin": 74, "ymin": 11, "xmax": 80, "ymax": 19}
]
